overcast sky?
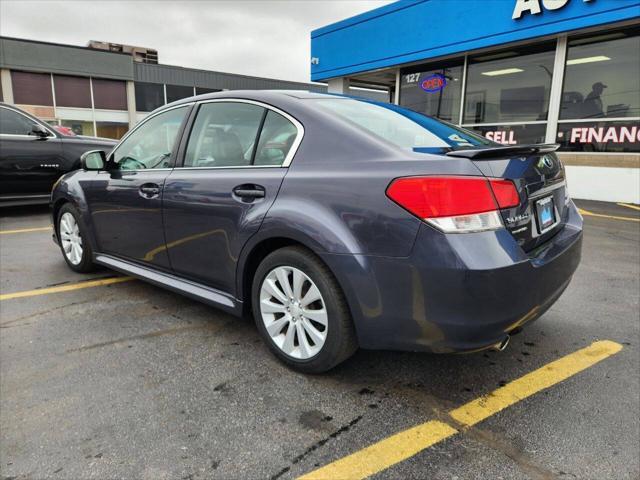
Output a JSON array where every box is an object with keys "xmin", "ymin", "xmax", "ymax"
[{"xmin": 0, "ymin": 0, "xmax": 392, "ymax": 83}]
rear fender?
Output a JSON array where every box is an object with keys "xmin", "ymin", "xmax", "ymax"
[{"xmin": 235, "ymin": 199, "xmax": 364, "ymax": 298}]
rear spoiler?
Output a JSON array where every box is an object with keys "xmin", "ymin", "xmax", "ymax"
[{"xmin": 446, "ymin": 144, "xmax": 560, "ymax": 160}]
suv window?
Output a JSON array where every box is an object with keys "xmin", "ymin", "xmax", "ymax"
[
  {"xmin": 113, "ymin": 106, "xmax": 188, "ymax": 170},
  {"xmin": 0, "ymin": 108, "xmax": 38, "ymax": 135},
  {"xmin": 184, "ymin": 102, "xmax": 265, "ymax": 168},
  {"xmin": 254, "ymin": 110, "xmax": 298, "ymax": 166}
]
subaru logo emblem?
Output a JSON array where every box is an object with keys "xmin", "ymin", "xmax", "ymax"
[{"xmin": 538, "ymin": 155, "xmax": 554, "ymax": 169}]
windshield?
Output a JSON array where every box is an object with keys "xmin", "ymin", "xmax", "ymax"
[{"xmin": 313, "ymin": 98, "xmax": 496, "ymax": 152}]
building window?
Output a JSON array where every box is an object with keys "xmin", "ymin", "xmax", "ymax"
[
  {"xmin": 93, "ymin": 79, "xmax": 127, "ymax": 110},
  {"xmin": 195, "ymin": 87, "xmax": 221, "ymax": 96},
  {"xmin": 134, "ymin": 82, "xmax": 164, "ymax": 112},
  {"xmin": 96, "ymin": 121, "xmax": 129, "ymax": 139},
  {"xmin": 53, "ymin": 75, "xmax": 92, "ymax": 108},
  {"xmin": 556, "ymin": 27, "xmax": 639, "ymax": 153},
  {"xmin": 400, "ymin": 61, "xmax": 463, "ymax": 123},
  {"xmin": 463, "ymin": 43, "xmax": 555, "ymax": 125},
  {"xmin": 561, "ymin": 28, "xmax": 639, "ymax": 120},
  {"xmin": 166, "ymin": 85, "xmax": 194, "ymax": 103},
  {"xmin": 60, "ymin": 120, "xmax": 95, "ymax": 136},
  {"xmin": 467, "ymin": 124, "xmax": 547, "ymax": 146},
  {"xmin": 556, "ymin": 120, "xmax": 639, "ymax": 153},
  {"xmin": 11, "ymin": 71, "xmax": 53, "ymax": 106}
]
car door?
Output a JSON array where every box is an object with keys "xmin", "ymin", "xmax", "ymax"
[
  {"xmin": 82, "ymin": 104, "xmax": 191, "ymax": 269},
  {"xmin": 0, "ymin": 106, "xmax": 64, "ymax": 201},
  {"xmin": 162, "ymin": 100, "xmax": 302, "ymax": 295}
]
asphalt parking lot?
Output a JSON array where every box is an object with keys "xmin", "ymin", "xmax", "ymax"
[{"xmin": 1, "ymin": 200, "xmax": 638, "ymax": 480}]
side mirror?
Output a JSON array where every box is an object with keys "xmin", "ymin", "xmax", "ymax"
[
  {"xmin": 31, "ymin": 124, "xmax": 50, "ymax": 138},
  {"xmin": 80, "ymin": 150, "xmax": 107, "ymax": 170}
]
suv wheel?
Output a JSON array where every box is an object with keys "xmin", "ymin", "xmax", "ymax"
[
  {"xmin": 57, "ymin": 203, "xmax": 95, "ymax": 273},
  {"xmin": 252, "ymin": 246, "xmax": 357, "ymax": 373}
]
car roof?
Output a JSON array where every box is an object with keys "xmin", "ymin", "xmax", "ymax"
[{"xmin": 166, "ymin": 89, "xmax": 339, "ymax": 108}]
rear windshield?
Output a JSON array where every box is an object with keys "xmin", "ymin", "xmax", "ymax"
[{"xmin": 313, "ymin": 98, "xmax": 495, "ymax": 152}]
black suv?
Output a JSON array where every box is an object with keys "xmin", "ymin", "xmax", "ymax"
[{"xmin": 0, "ymin": 103, "xmax": 117, "ymax": 206}]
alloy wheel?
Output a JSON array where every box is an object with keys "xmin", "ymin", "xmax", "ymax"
[
  {"xmin": 60, "ymin": 212, "xmax": 83, "ymax": 265},
  {"xmin": 259, "ymin": 266, "xmax": 328, "ymax": 360}
]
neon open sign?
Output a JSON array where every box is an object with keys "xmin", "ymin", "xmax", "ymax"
[{"xmin": 420, "ymin": 73, "xmax": 447, "ymax": 93}]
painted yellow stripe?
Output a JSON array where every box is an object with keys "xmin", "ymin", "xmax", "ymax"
[
  {"xmin": 449, "ymin": 340, "xmax": 622, "ymax": 427},
  {"xmin": 299, "ymin": 340, "xmax": 622, "ymax": 480},
  {"xmin": 300, "ymin": 420, "xmax": 458, "ymax": 480},
  {"xmin": 617, "ymin": 202, "xmax": 640, "ymax": 212},
  {"xmin": 578, "ymin": 208, "xmax": 639, "ymax": 223},
  {"xmin": 0, "ymin": 226, "xmax": 52, "ymax": 235},
  {"xmin": 0, "ymin": 276, "xmax": 134, "ymax": 301}
]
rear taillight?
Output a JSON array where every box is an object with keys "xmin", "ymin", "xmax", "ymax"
[
  {"xmin": 386, "ymin": 176, "xmax": 519, "ymax": 233},
  {"xmin": 488, "ymin": 179, "xmax": 520, "ymax": 209}
]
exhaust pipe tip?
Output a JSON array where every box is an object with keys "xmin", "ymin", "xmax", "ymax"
[{"xmin": 492, "ymin": 335, "xmax": 510, "ymax": 352}]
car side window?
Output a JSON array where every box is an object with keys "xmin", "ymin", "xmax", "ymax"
[
  {"xmin": 254, "ymin": 110, "xmax": 298, "ymax": 166},
  {"xmin": 113, "ymin": 106, "xmax": 188, "ymax": 170},
  {"xmin": 0, "ymin": 108, "xmax": 38, "ymax": 135},
  {"xmin": 184, "ymin": 102, "xmax": 265, "ymax": 168}
]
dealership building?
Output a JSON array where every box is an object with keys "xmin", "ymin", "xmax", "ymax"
[
  {"xmin": 0, "ymin": 36, "xmax": 385, "ymax": 139},
  {"xmin": 312, "ymin": 0, "xmax": 640, "ymax": 203}
]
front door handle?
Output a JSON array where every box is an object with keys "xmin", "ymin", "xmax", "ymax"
[
  {"xmin": 232, "ymin": 184, "xmax": 265, "ymax": 199},
  {"xmin": 139, "ymin": 183, "xmax": 161, "ymax": 199}
]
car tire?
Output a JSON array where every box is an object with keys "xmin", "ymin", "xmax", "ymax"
[
  {"xmin": 252, "ymin": 246, "xmax": 358, "ymax": 373},
  {"xmin": 57, "ymin": 203, "xmax": 95, "ymax": 273}
]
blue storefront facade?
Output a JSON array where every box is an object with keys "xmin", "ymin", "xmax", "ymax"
[{"xmin": 311, "ymin": 0, "xmax": 640, "ymax": 203}]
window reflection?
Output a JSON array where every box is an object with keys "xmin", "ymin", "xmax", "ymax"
[
  {"xmin": 114, "ymin": 107, "xmax": 187, "ymax": 169},
  {"xmin": 561, "ymin": 28, "xmax": 640, "ymax": 120},
  {"xmin": 464, "ymin": 44, "xmax": 555, "ymax": 124},
  {"xmin": 400, "ymin": 62, "xmax": 463, "ymax": 123}
]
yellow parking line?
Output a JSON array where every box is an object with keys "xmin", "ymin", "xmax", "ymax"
[
  {"xmin": 578, "ymin": 208, "xmax": 639, "ymax": 223},
  {"xmin": 617, "ymin": 202, "xmax": 640, "ymax": 212},
  {"xmin": 0, "ymin": 276, "xmax": 134, "ymax": 301},
  {"xmin": 0, "ymin": 226, "xmax": 52, "ymax": 235},
  {"xmin": 299, "ymin": 340, "xmax": 622, "ymax": 480}
]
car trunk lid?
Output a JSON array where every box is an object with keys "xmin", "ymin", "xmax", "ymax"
[{"xmin": 447, "ymin": 144, "xmax": 568, "ymax": 252}]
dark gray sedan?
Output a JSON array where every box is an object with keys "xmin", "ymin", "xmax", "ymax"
[{"xmin": 50, "ymin": 91, "xmax": 582, "ymax": 372}]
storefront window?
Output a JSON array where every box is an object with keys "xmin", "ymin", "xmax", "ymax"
[
  {"xmin": 556, "ymin": 121, "xmax": 639, "ymax": 153},
  {"xmin": 468, "ymin": 124, "xmax": 546, "ymax": 146},
  {"xmin": 60, "ymin": 119, "xmax": 95, "ymax": 136},
  {"xmin": 463, "ymin": 44, "xmax": 555, "ymax": 124},
  {"xmin": 400, "ymin": 61, "xmax": 463, "ymax": 123},
  {"xmin": 96, "ymin": 122, "xmax": 128, "ymax": 139},
  {"xmin": 561, "ymin": 28, "xmax": 640, "ymax": 120}
]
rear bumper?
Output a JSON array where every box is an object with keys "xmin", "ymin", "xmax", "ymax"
[{"xmin": 321, "ymin": 200, "xmax": 583, "ymax": 353}]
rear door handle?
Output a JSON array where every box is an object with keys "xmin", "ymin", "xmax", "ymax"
[
  {"xmin": 233, "ymin": 184, "xmax": 265, "ymax": 199},
  {"xmin": 139, "ymin": 183, "xmax": 161, "ymax": 198}
]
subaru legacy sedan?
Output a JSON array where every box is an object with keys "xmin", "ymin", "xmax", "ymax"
[{"xmin": 51, "ymin": 91, "xmax": 582, "ymax": 373}]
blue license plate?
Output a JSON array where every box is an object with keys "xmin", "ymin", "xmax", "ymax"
[{"xmin": 536, "ymin": 196, "xmax": 555, "ymax": 232}]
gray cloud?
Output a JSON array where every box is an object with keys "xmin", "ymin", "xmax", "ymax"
[{"xmin": 0, "ymin": 0, "xmax": 392, "ymax": 83}]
